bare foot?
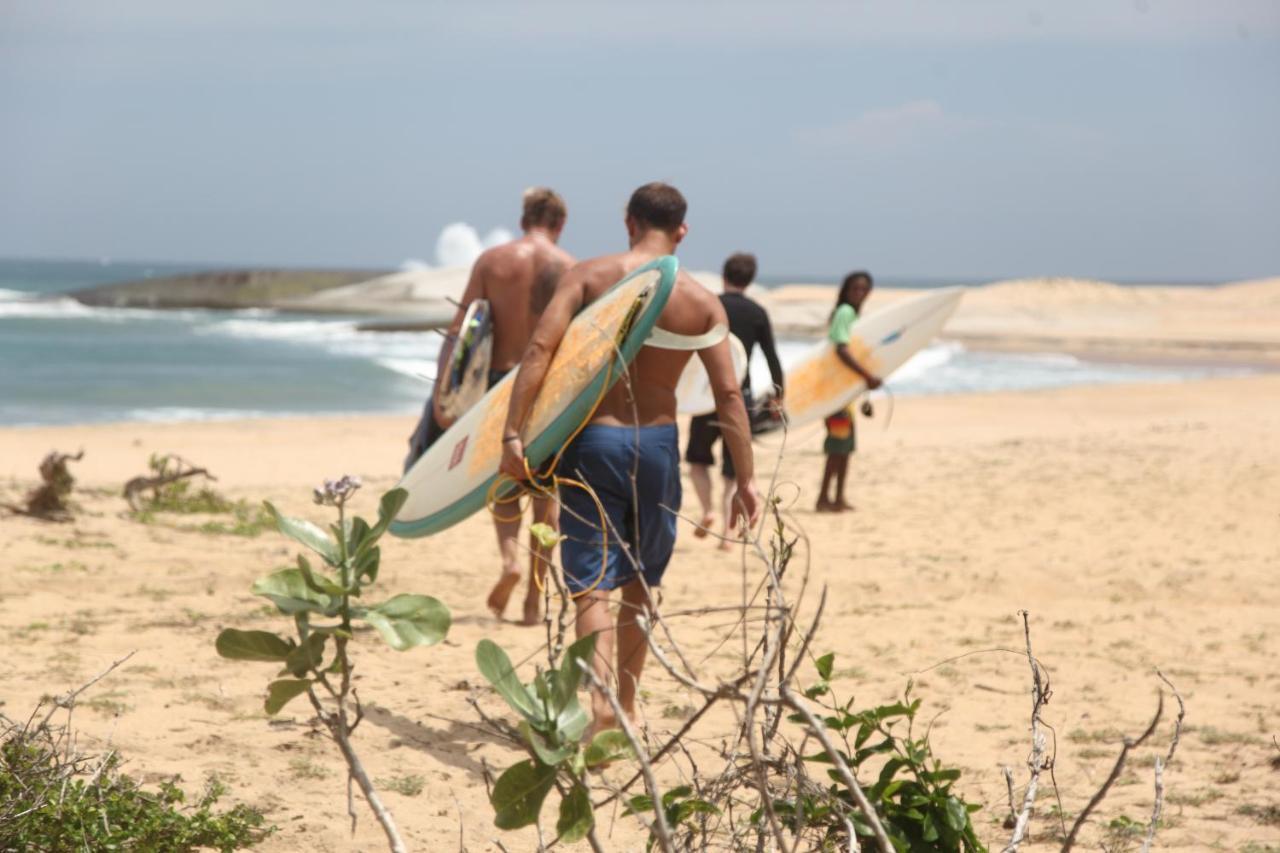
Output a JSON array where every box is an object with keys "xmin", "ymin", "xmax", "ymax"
[
  {"xmin": 586, "ymin": 712, "xmax": 618, "ymax": 744},
  {"xmin": 693, "ymin": 514, "xmax": 715, "ymax": 539},
  {"xmin": 486, "ymin": 570, "xmax": 521, "ymax": 619},
  {"xmin": 520, "ymin": 593, "xmax": 542, "ymax": 627},
  {"xmin": 833, "ymin": 500, "xmax": 855, "ymax": 513},
  {"xmin": 815, "ymin": 498, "xmax": 835, "ymax": 513}
]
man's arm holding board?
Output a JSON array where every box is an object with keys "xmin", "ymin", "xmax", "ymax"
[
  {"xmin": 699, "ymin": 297, "xmax": 762, "ymax": 531},
  {"xmin": 499, "ymin": 266, "xmax": 588, "ymax": 479}
]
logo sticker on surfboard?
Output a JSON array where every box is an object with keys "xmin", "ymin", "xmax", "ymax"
[{"xmin": 448, "ymin": 435, "xmax": 468, "ymax": 470}]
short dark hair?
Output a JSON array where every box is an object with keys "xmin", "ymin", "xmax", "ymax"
[
  {"xmin": 521, "ymin": 187, "xmax": 567, "ymax": 231},
  {"xmin": 723, "ymin": 253, "xmax": 757, "ymax": 288},
  {"xmin": 626, "ymin": 182, "xmax": 687, "ymax": 232}
]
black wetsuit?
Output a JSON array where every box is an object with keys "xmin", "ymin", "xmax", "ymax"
[{"xmin": 684, "ymin": 290, "xmax": 784, "ymax": 477}]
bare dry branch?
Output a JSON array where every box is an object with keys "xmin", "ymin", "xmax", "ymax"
[
  {"xmin": 1139, "ymin": 671, "xmax": 1185, "ymax": 853},
  {"xmin": 1060, "ymin": 691, "xmax": 1164, "ymax": 853}
]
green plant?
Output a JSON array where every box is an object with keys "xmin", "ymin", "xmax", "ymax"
[
  {"xmin": 624, "ymin": 786, "xmax": 720, "ymax": 852},
  {"xmin": 476, "ymin": 633, "xmax": 631, "ymax": 844},
  {"xmin": 215, "ymin": 476, "xmax": 450, "ymax": 853},
  {"xmin": 377, "ymin": 773, "xmax": 425, "ymax": 797},
  {"xmin": 0, "ymin": 748, "xmax": 266, "ymax": 852},
  {"xmin": 1100, "ymin": 813, "xmax": 1144, "ymax": 851},
  {"xmin": 127, "ymin": 453, "xmax": 232, "ymax": 513},
  {"xmin": 767, "ymin": 654, "xmax": 986, "ymax": 852},
  {"xmin": 1, "ymin": 669, "xmax": 268, "ymax": 851}
]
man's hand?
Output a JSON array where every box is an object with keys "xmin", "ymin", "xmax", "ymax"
[
  {"xmin": 500, "ymin": 435, "xmax": 527, "ymax": 481},
  {"xmin": 730, "ymin": 480, "xmax": 763, "ymax": 535},
  {"xmin": 865, "ymin": 374, "xmax": 883, "ymax": 391}
]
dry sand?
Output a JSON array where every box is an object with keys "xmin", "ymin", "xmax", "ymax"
[
  {"xmin": 2, "ymin": 369, "xmax": 1278, "ymax": 850},
  {"xmin": 757, "ymin": 277, "xmax": 1280, "ymax": 366}
]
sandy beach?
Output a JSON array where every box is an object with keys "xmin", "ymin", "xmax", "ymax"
[{"xmin": 3, "ymin": 361, "xmax": 1278, "ymax": 849}]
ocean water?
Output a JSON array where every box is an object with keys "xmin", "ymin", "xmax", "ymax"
[{"xmin": 0, "ymin": 259, "xmax": 1248, "ymax": 427}]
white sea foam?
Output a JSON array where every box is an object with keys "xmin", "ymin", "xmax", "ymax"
[
  {"xmin": 198, "ymin": 315, "xmax": 442, "ymax": 376},
  {"xmin": 0, "ymin": 288, "xmax": 37, "ymax": 301},
  {"xmin": 376, "ymin": 358, "xmax": 437, "ymax": 382},
  {"xmin": 199, "ymin": 316, "xmax": 357, "ymax": 342},
  {"xmin": 889, "ymin": 341, "xmax": 965, "ymax": 383},
  {"xmin": 124, "ymin": 407, "xmax": 278, "ymax": 423},
  {"xmin": 0, "ymin": 296, "xmax": 98, "ymax": 318},
  {"xmin": 0, "ymin": 296, "xmax": 212, "ymax": 323}
]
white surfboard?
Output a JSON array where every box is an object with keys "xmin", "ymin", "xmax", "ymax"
[
  {"xmin": 674, "ymin": 333, "xmax": 749, "ymax": 415},
  {"xmin": 390, "ymin": 257, "xmax": 678, "ymax": 538},
  {"xmin": 779, "ymin": 288, "xmax": 963, "ymax": 431},
  {"xmin": 435, "ymin": 298, "xmax": 493, "ymax": 425}
]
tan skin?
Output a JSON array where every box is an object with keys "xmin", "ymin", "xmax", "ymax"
[
  {"xmin": 435, "ymin": 223, "xmax": 575, "ymax": 625},
  {"xmin": 818, "ymin": 279, "xmax": 882, "ymax": 512},
  {"xmin": 688, "ymin": 277, "xmax": 785, "ymax": 551},
  {"xmin": 500, "ymin": 218, "xmax": 762, "ymax": 736}
]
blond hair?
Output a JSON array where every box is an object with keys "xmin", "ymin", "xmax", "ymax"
[{"xmin": 521, "ymin": 187, "xmax": 567, "ymax": 231}]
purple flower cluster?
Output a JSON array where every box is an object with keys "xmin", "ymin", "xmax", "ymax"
[{"xmin": 313, "ymin": 474, "xmax": 363, "ymax": 506}]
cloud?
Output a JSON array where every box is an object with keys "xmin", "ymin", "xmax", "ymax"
[{"xmin": 793, "ymin": 100, "xmax": 983, "ymax": 149}]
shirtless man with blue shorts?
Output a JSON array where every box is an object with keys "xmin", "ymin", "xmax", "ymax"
[{"xmin": 500, "ymin": 182, "xmax": 761, "ymax": 734}]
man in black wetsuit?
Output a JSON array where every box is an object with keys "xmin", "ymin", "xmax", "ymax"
[{"xmin": 684, "ymin": 252, "xmax": 784, "ymax": 549}]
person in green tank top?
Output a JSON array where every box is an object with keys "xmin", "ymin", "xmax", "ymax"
[{"xmin": 817, "ymin": 271, "xmax": 881, "ymax": 512}]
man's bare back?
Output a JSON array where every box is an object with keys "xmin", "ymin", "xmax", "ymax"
[
  {"xmin": 461, "ymin": 233, "xmax": 575, "ymax": 372},
  {"xmin": 564, "ymin": 249, "xmax": 728, "ymax": 427}
]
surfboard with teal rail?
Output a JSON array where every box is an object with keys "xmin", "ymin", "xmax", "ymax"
[{"xmin": 389, "ymin": 256, "xmax": 679, "ymax": 537}]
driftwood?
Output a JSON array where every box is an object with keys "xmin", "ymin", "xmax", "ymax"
[
  {"xmin": 2, "ymin": 450, "xmax": 84, "ymax": 521},
  {"xmin": 122, "ymin": 454, "xmax": 216, "ymax": 512}
]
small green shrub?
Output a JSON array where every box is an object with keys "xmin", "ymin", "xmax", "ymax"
[
  {"xmin": 765, "ymin": 654, "xmax": 986, "ymax": 852},
  {"xmin": 1, "ymin": 732, "xmax": 267, "ymax": 851}
]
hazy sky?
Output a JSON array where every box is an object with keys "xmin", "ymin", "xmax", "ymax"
[{"xmin": 2, "ymin": 1, "xmax": 1278, "ymax": 280}]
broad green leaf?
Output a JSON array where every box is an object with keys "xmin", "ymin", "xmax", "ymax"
[
  {"xmin": 556, "ymin": 783, "xmax": 593, "ymax": 844},
  {"xmin": 623, "ymin": 794, "xmax": 653, "ymax": 816},
  {"xmin": 264, "ymin": 679, "xmax": 312, "ymax": 714},
  {"xmin": 672, "ymin": 799, "xmax": 720, "ymax": 823},
  {"xmin": 476, "ymin": 639, "xmax": 543, "ymax": 724},
  {"xmin": 283, "ymin": 632, "xmax": 327, "ymax": 678},
  {"xmin": 661, "ymin": 785, "xmax": 694, "ymax": 806},
  {"xmin": 215, "ymin": 629, "xmax": 294, "ymax": 662},
  {"xmin": 362, "ymin": 594, "xmax": 450, "ymax": 651},
  {"xmin": 584, "ymin": 729, "xmax": 633, "ymax": 768},
  {"xmin": 815, "ymin": 652, "xmax": 835, "ymax": 681},
  {"xmin": 921, "ymin": 810, "xmax": 939, "ymax": 843},
  {"xmin": 354, "ymin": 545, "xmax": 380, "ymax": 585},
  {"xmin": 554, "ymin": 633, "xmax": 595, "ymax": 709},
  {"xmin": 550, "ymin": 633, "xmax": 594, "ymax": 741},
  {"xmin": 943, "ymin": 796, "xmax": 968, "ymax": 832},
  {"xmin": 265, "ymin": 502, "xmax": 339, "ymax": 565},
  {"xmin": 529, "ymin": 522, "xmax": 562, "ymax": 548},
  {"xmin": 491, "ymin": 759, "xmax": 556, "ymax": 829},
  {"xmin": 252, "ymin": 568, "xmax": 337, "ymax": 616},
  {"xmin": 365, "ymin": 488, "xmax": 408, "ymax": 543},
  {"xmin": 309, "ymin": 624, "xmax": 353, "ymax": 639},
  {"xmin": 297, "ymin": 555, "xmax": 345, "ymax": 597},
  {"xmin": 519, "ymin": 720, "xmax": 574, "ymax": 766}
]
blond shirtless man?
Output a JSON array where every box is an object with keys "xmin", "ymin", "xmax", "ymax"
[
  {"xmin": 425, "ymin": 188, "xmax": 575, "ymax": 625},
  {"xmin": 500, "ymin": 182, "xmax": 762, "ymax": 734}
]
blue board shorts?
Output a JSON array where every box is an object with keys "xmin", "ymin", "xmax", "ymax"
[{"xmin": 557, "ymin": 423, "xmax": 681, "ymax": 594}]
